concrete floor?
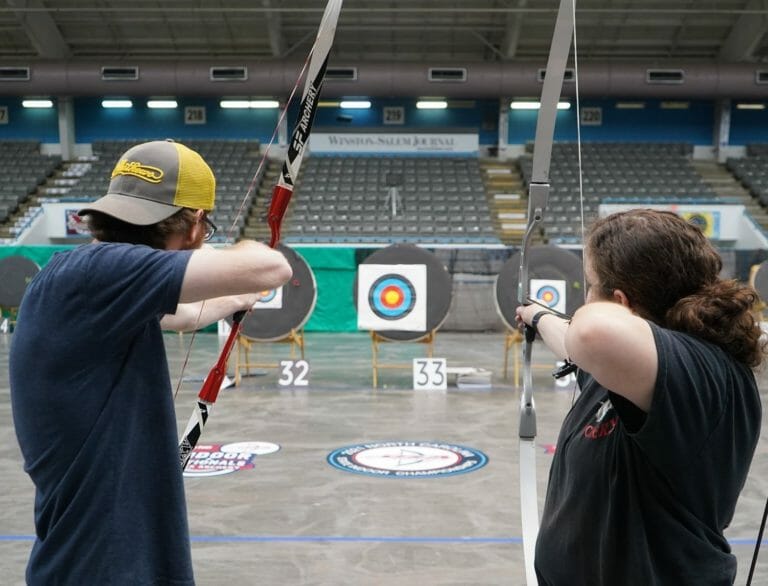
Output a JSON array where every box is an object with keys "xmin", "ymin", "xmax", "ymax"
[{"xmin": 0, "ymin": 331, "xmax": 766, "ymax": 586}]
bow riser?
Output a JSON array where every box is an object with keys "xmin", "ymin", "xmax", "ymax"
[
  {"xmin": 268, "ymin": 0, "xmax": 342, "ymax": 247},
  {"xmin": 179, "ymin": 0, "xmax": 343, "ymax": 470},
  {"xmin": 179, "ymin": 401, "xmax": 209, "ymax": 469},
  {"xmin": 517, "ymin": 1, "xmax": 576, "ymax": 584},
  {"xmin": 268, "ymin": 54, "xmax": 331, "ymax": 247}
]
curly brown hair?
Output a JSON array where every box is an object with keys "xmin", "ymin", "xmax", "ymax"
[
  {"xmin": 586, "ymin": 209, "xmax": 765, "ymax": 367},
  {"xmin": 82, "ymin": 208, "xmax": 197, "ymax": 249}
]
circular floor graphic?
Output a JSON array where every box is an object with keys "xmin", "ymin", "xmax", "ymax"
[{"xmin": 327, "ymin": 441, "xmax": 488, "ymax": 478}]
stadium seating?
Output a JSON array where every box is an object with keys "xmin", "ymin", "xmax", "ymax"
[
  {"xmin": 519, "ymin": 142, "xmax": 719, "ymax": 244},
  {"xmin": 726, "ymin": 144, "xmax": 768, "ymax": 208},
  {"xmin": 278, "ymin": 156, "xmax": 501, "ymax": 245},
  {"xmin": 0, "ymin": 140, "xmax": 62, "ymax": 237},
  {"xmin": 38, "ymin": 139, "xmax": 262, "ymax": 243}
]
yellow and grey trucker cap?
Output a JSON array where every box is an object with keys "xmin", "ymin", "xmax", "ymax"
[{"xmin": 78, "ymin": 140, "xmax": 216, "ymax": 226}]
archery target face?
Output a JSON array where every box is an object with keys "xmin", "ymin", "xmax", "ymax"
[
  {"xmin": 252, "ymin": 287, "xmax": 283, "ymax": 309},
  {"xmin": 357, "ymin": 264, "xmax": 427, "ymax": 331},
  {"xmin": 530, "ymin": 279, "xmax": 566, "ymax": 314}
]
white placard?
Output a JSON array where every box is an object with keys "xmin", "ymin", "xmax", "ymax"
[
  {"xmin": 413, "ymin": 358, "xmax": 447, "ymax": 391},
  {"xmin": 310, "ymin": 132, "xmax": 479, "ymax": 154},
  {"xmin": 185, "ymin": 106, "xmax": 206, "ymax": 125},
  {"xmin": 529, "ymin": 279, "xmax": 566, "ymax": 315},
  {"xmin": 278, "ymin": 359, "xmax": 310, "ymax": 387},
  {"xmin": 357, "ymin": 264, "xmax": 427, "ymax": 331}
]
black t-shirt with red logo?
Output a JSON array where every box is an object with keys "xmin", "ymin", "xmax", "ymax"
[{"xmin": 535, "ymin": 322, "xmax": 762, "ymax": 586}]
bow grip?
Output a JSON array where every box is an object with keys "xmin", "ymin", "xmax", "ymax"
[
  {"xmin": 267, "ymin": 184, "xmax": 293, "ymax": 248},
  {"xmin": 524, "ymin": 323, "xmax": 537, "ymax": 344}
]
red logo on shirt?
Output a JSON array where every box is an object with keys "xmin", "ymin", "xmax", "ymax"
[
  {"xmin": 582, "ymin": 399, "xmax": 618, "ymax": 440},
  {"xmin": 583, "ymin": 417, "xmax": 618, "ymax": 440}
]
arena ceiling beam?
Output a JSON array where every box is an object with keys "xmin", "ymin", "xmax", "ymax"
[
  {"xmin": 262, "ymin": 0, "xmax": 286, "ymax": 58},
  {"xmin": 502, "ymin": 0, "xmax": 528, "ymax": 59},
  {"xmin": 719, "ymin": 0, "xmax": 768, "ymax": 61},
  {"xmin": 4, "ymin": 0, "xmax": 70, "ymax": 59}
]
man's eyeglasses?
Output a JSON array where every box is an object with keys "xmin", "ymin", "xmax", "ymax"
[{"xmin": 201, "ymin": 215, "xmax": 217, "ymax": 242}]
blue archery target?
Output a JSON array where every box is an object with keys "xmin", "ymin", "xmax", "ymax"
[
  {"xmin": 357, "ymin": 264, "xmax": 427, "ymax": 331},
  {"xmin": 530, "ymin": 279, "xmax": 566, "ymax": 314},
  {"xmin": 252, "ymin": 287, "xmax": 283, "ymax": 309},
  {"xmin": 369, "ymin": 275, "xmax": 416, "ymax": 320}
]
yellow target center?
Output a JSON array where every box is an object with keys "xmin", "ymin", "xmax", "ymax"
[{"xmin": 384, "ymin": 289, "xmax": 402, "ymax": 306}]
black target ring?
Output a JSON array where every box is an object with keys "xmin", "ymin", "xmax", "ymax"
[{"xmin": 368, "ymin": 274, "xmax": 417, "ymax": 321}]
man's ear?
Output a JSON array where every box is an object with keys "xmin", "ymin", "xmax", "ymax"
[{"xmin": 612, "ymin": 288, "xmax": 632, "ymax": 308}]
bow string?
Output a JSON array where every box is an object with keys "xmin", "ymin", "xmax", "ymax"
[{"xmin": 178, "ymin": 0, "xmax": 343, "ymax": 470}]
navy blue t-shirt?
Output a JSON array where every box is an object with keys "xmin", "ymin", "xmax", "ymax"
[
  {"xmin": 535, "ymin": 322, "xmax": 762, "ymax": 586},
  {"xmin": 10, "ymin": 242, "xmax": 194, "ymax": 585}
]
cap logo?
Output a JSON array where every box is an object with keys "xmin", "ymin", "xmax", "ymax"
[{"xmin": 112, "ymin": 159, "xmax": 164, "ymax": 184}]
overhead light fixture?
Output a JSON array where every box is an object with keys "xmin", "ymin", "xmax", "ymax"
[
  {"xmin": 510, "ymin": 101, "xmax": 571, "ymax": 110},
  {"xmin": 318, "ymin": 100, "xmax": 341, "ymax": 108},
  {"xmin": 250, "ymin": 100, "xmax": 279, "ymax": 109},
  {"xmin": 615, "ymin": 102, "xmax": 646, "ymax": 109},
  {"xmin": 102, "ymin": 99, "xmax": 133, "ymax": 109},
  {"xmin": 220, "ymin": 100, "xmax": 250, "ymax": 109},
  {"xmin": 340, "ymin": 100, "xmax": 371, "ymax": 109},
  {"xmin": 220, "ymin": 99, "xmax": 279, "ymax": 109},
  {"xmin": 416, "ymin": 100, "xmax": 448, "ymax": 109},
  {"xmin": 736, "ymin": 103, "xmax": 766, "ymax": 110},
  {"xmin": 660, "ymin": 101, "xmax": 690, "ymax": 110},
  {"xmin": 147, "ymin": 99, "xmax": 178, "ymax": 109},
  {"xmin": 22, "ymin": 99, "xmax": 53, "ymax": 108}
]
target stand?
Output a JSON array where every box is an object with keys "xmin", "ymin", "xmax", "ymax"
[
  {"xmin": 502, "ymin": 330, "xmax": 564, "ymax": 387},
  {"xmin": 0, "ymin": 256, "xmax": 40, "ymax": 332},
  {"xmin": 234, "ymin": 329, "xmax": 305, "ymax": 386},
  {"xmin": 494, "ymin": 245, "xmax": 584, "ymax": 383},
  {"xmin": 370, "ymin": 329, "xmax": 436, "ymax": 389},
  {"xmin": 503, "ymin": 329, "xmax": 523, "ymax": 386},
  {"xmin": 355, "ymin": 244, "xmax": 452, "ymax": 389},
  {"xmin": 227, "ymin": 245, "xmax": 317, "ymax": 385}
]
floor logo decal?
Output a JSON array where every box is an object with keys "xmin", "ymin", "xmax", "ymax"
[
  {"xmin": 183, "ymin": 441, "xmax": 280, "ymax": 478},
  {"xmin": 327, "ymin": 441, "xmax": 488, "ymax": 478}
]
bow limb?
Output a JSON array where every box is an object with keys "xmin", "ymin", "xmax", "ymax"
[
  {"xmin": 268, "ymin": 0, "xmax": 343, "ymax": 247},
  {"xmin": 178, "ymin": 0, "xmax": 343, "ymax": 470},
  {"xmin": 517, "ymin": 0, "xmax": 576, "ymax": 584}
]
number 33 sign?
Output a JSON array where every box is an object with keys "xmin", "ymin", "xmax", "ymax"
[{"xmin": 413, "ymin": 358, "xmax": 447, "ymax": 391}]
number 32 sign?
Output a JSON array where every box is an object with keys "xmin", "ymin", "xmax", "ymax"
[{"xmin": 278, "ymin": 360, "xmax": 310, "ymax": 387}]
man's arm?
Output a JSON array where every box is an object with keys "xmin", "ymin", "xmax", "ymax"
[
  {"xmin": 160, "ymin": 293, "xmax": 260, "ymax": 332},
  {"xmin": 178, "ymin": 240, "xmax": 292, "ymax": 304}
]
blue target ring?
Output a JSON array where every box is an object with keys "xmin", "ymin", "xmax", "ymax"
[
  {"xmin": 535, "ymin": 285, "xmax": 560, "ymax": 309},
  {"xmin": 369, "ymin": 274, "xmax": 416, "ymax": 320}
]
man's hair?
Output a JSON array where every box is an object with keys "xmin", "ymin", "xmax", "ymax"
[
  {"xmin": 586, "ymin": 209, "xmax": 765, "ymax": 367},
  {"xmin": 83, "ymin": 208, "xmax": 197, "ymax": 249}
]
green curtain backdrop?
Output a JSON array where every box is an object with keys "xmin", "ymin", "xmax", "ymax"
[
  {"xmin": 0, "ymin": 245, "xmax": 360, "ymax": 332},
  {"xmin": 294, "ymin": 247, "xmax": 357, "ymax": 332}
]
